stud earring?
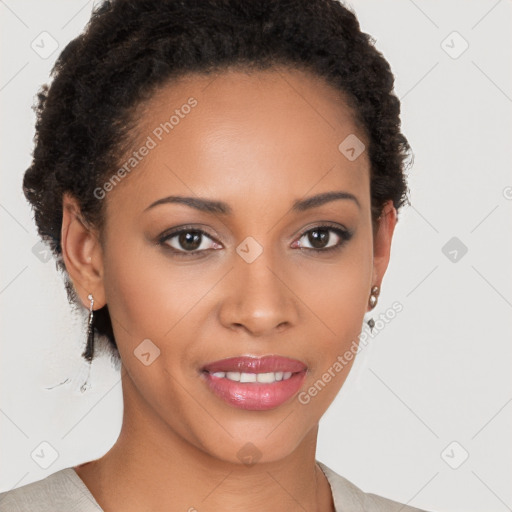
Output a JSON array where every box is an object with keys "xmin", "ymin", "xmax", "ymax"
[
  {"xmin": 368, "ymin": 285, "xmax": 379, "ymax": 308},
  {"xmin": 80, "ymin": 293, "xmax": 95, "ymax": 393},
  {"xmin": 367, "ymin": 285, "xmax": 380, "ymax": 332}
]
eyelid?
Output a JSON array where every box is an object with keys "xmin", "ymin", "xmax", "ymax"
[{"xmin": 295, "ymin": 221, "xmax": 350, "ymax": 238}]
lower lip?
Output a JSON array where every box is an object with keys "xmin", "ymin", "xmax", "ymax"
[{"xmin": 202, "ymin": 371, "xmax": 307, "ymax": 411}]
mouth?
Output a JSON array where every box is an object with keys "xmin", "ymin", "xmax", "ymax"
[{"xmin": 200, "ymin": 355, "xmax": 308, "ymax": 411}]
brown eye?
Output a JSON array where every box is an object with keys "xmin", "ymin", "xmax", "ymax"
[
  {"xmin": 176, "ymin": 231, "xmax": 203, "ymax": 251},
  {"xmin": 305, "ymin": 227, "xmax": 330, "ymax": 249},
  {"xmin": 294, "ymin": 225, "xmax": 352, "ymax": 253},
  {"xmin": 159, "ymin": 228, "xmax": 220, "ymax": 255}
]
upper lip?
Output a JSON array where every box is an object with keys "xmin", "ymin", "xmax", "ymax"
[{"xmin": 202, "ymin": 355, "xmax": 307, "ymax": 374}]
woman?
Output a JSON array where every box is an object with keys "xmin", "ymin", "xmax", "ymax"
[{"xmin": 0, "ymin": 0, "xmax": 431, "ymax": 510}]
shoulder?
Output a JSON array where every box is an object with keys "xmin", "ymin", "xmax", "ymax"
[
  {"xmin": 317, "ymin": 461, "xmax": 433, "ymax": 512},
  {"xmin": 0, "ymin": 468, "xmax": 102, "ymax": 512}
]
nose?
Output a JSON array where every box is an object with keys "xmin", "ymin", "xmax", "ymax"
[{"xmin": 218, "ymin": 247, "xmax": 300, "ymax": 337}]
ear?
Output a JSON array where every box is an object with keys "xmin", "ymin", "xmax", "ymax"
[
  {"xmin": 370, "ymin": 200, "xmax": 397, "ymax": 305},
  {"xmin": 61, "ymin": 192, "xmax": 106, "ymax": 310}
]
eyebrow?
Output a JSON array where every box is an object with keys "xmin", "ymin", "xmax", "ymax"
[{"xmin": 143, "ymin": 190, "xmax": 360, "ymax": 215}]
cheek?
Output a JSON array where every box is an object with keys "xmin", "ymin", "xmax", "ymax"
[
  {"xmin": 100, "ymin": 233, "xmax": 214, "ymax": 383},
  {"xmin": 101, "ymin": 234, "xmax": 179, "ymax": 346},
  {"xmin": 304, "ymin": 233, "xmax": 373, "ymax": 327},
  {"xmin": 297, "ymin": 232, "xmax": 373, "ymax": 392},
  {"xmin": 101, "ymin": 241, "xmax": 196, "ymax": 407}
]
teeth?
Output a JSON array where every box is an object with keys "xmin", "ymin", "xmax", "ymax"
[
  {"xmin": 210, "ymin": 371, "xmax": 295, "ymax": 383},
  {"xmin": 240, "ymin": 372, "xmax": 257, "ymax": 382},
  {"xmin": 257, "ymin": 372, "xmax": 276, "ymax": 383}
]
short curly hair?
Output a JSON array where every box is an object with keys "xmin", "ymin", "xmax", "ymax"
[{"xmin": 23, "ymin": 0, "xmax": 412, "ymax": 365}]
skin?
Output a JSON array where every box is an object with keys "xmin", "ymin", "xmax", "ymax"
[{"xmin": 61, "ymin": 67, "xmax": 397, "ymax": 512}]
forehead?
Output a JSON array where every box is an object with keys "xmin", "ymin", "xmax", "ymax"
[{"xmin": 105, "ymin": 67, "xmax": 370, "ymax": 220}]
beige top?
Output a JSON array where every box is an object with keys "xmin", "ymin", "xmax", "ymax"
[{"xmin": 0, "ymin": 461, "xmax": 431, "ymax": 511}]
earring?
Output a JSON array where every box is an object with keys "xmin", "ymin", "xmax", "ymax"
[
  {"xmin": 368, "ymin": 285, "xmax": 379, "ymax": 308},
  {"xmin": 367, "ymin": 285, "xmax": 380, "ymax": 332},
  {"xmin": 80, "ymin": 293, "xmax": 95, "ymax": 393}
]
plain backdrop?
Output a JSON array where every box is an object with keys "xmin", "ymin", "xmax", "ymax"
[{"xmin": 1, "ymin": 1, "xmax": 511, "ymax": 511}]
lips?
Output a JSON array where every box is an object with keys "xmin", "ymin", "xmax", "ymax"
[{"xmin": 202, "ymin": 355, "xmax": 307, "ymax": 374}]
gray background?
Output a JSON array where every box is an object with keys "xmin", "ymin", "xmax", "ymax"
[{"xmin": 1, "ymin": 1, "xmax": 511, "ymax": 510}]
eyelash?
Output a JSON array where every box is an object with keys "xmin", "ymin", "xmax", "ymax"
[{"xmin": 158, "ymin": 223, "xmax": 353, "ymax": 258}]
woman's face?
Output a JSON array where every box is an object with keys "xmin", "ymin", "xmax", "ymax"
[{"xmin": 65, "ymin": 67, "xmax": 395, "ymax": 464}]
